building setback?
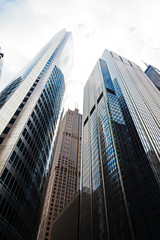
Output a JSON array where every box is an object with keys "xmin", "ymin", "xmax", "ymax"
[
  {"xmin": 80, "ymin": 50, "xmax": 160, "ymax": 240},
  {"xmin": 37, "ymin": 108, "xmax": 82, "ymax": 240},
  {"xmin": 51, "ymin": 191, "xmax": 80, "ymax": 240},
  {"xmin": 145, "ymin": 64, "xmax": 160, "ymax": 91},
  {"xmin": 0, "ymin": 29, "xmax": 73, "ymax": 240}
]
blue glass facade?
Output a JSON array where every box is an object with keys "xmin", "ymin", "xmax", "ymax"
[
  {"xmin": 80, "ymin": 53, "xmax": 160, "ymax": 240},
  {"xmin": 145, "ymin": 65, "xmax": 160, "ymax": 91},
  {"xmin": 0, "ymin": 30, "xmax": 73, "ymax": 239},
  {"xmin": 0, "ymin": 30, "xmax": 70, "ymax": 109}
]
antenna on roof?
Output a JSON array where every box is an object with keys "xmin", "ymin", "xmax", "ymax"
[
  {"xmin": 74, "ymin": 102, "xmax": 79, "ymax": 112},
  {"xmin": 142, "ymin": 60, "xmax": 148, "ymax": 68}
]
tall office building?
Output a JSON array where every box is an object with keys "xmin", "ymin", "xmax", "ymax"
[
  {"xmin": 0, "ymin": 47, "xmax": 4, "ymax": 81},
  {"xmin": 80, "ymin": 50, "xmax": 160, "ymax": 240},
  {"xmin": 37, "ymin": 108, "xmax": 82, "ymax": 240},
  {"xmin": 0, "ymin": 29, "xmax": 73, "ymax": 240},
  {"xmin": 145, "ymin": 64, "xmax": 160, "ymax": 91}
]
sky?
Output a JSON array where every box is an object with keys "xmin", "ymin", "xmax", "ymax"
[{"xmin": 0, "ymin": 0, "xmax": 160, "ymax": 113}]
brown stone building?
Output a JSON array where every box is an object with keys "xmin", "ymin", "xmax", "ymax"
[{"xmin": 37, "ymin": 108, "xmax": 82, "ymax": 240}]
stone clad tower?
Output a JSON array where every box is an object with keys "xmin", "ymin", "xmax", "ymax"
[{"xmin": 37, "ymin": 108, "xmax": 82, "ymax": 240}]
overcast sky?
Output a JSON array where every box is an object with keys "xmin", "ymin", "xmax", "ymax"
[{"xmin": 0, "ymin": 0, "xmax": 160, "ymax": 113}]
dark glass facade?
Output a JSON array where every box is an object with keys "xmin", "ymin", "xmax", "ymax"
[
  {"xmin": 145, "ymin": 65, "xmax": 160, "ymax": 91},
  {"xmin": 51, "ymin": 191, "xmax": 80, "ymax": 240},
  {"xmin": 80, "ymin": 52, "xmax": 160, "ymax": 240},
  {"xmin": 0, "ymin": 30, "xmax": 73, "ymax": 240}
]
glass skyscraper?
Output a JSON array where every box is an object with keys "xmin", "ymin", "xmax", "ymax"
[
  {"xmin": 80, "ymin": 50, "xmax": 160, "ymax": 240},
  {"xmin": 0, "ymin": 29, "xmax": 73, "ymax": 240},
  {"xmin": 145, "ymin": 64, "xmax": 160, "ymax": 91}
]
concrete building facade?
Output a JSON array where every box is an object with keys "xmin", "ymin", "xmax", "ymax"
[{"xmin": 37, "ymin": 108, "xmax": 82, "ymax": 240}]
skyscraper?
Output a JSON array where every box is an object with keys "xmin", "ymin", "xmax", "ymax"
[
  {"xmin": 80, "ymin": 50, "xmax": 160, "ymax": 240},
  {"xmin": 0, "ymin": 29, "xmax": 73, "ymax": 240},
  {"xmin": 37, "ymin": 108, "xmax": 82, "ymax": 240},
  {"xmin": 145, "ymin": 64, "xmax": 160, "ymax": 91}
]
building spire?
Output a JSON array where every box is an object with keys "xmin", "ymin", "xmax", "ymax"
[{"xmin": 142, "ymin": 60, "xmax": 148, "ymax": 68}]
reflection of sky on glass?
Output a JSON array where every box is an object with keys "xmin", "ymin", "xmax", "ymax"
[{"xmin": 0, "ymin": 0, "xmax": 160, "ymax": 113}]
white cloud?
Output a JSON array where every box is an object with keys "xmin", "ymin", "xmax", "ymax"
[{"xmin": 0, "ymin": 0, "xmax": 160, "ymax": 113}]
